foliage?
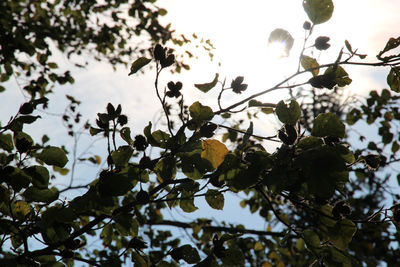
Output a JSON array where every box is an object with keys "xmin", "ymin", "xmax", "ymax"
[{"xmin": 1, "ymin": 0, "xmax": 400, "ymax": 266}]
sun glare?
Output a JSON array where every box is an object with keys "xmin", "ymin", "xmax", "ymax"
[{"xmin": 267, "ymin": 41, "xmax": 289, "ymax": 59}]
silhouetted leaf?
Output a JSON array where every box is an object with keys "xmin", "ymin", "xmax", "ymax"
[
  {"xmin": 189, "ymin": 102, "xmax": 214, "ymax": 122},
  {"xmin": 275, "ymin": 100, "xmax": 301, "ymax": 125},
  {"xmin": 312, "ymin": 112, "xmax": 345, "ymax": 138},
  {"xmin": 171, "ymin": 244, "xmax": 200, "ymax": 264},
  {"xmin": 205, "ymin": 189, "xmax": 224, "ymax": 210},
  {"xmin": 194, "ymin": 73, "xmax": 219, "ymax": 93},
  {"xmin": 387, "ymin": 67, "xmax": 400, "ymax": 92},
  {"xmin": 303, "ymin": 0, "xmax": 334, "ymax": 25},
  {"xmin": 38, "ymin": 147, "xmax": 68, "ymax": 167},
  {"xmin": 128, "ymin": 57, "xmax": 151, "ymax": 75},
  {"xmin": 111, "ymin": 146, "xmax": 133, "ymax": 168},
  {"xmin": 23, "ymin": 187, "xmax": 59, "ymax": 203}
]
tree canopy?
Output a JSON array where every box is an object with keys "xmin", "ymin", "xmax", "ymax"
[{"xmin": 1, "ymin": 0, "xmax": 400, "ymax": 266}]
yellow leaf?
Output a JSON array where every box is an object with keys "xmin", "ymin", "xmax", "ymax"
[
  {"xmin": 262, "ymin": 262, "xmax": 272, "ymax": 267},
  {"xmin": 254, "ymin": 241, "xmax": 263, "ymax": 251},
  {"xmin": 14, "ymin": 201, "xmax": 32, "ymax": 220},
  {"xmin": 201, "ymin": 139, "xmax": 229, "ymax": 169},
  {"xmin": 95, "ymin": 155, "xmax": 101, "ymax": 164},
  {"xmin": 301, "ymin": 55, "xmax": 320, "ymax": 76},
  {"xmin": 267, "ymin": 225, "xmax": 272, "ymax": 232}
]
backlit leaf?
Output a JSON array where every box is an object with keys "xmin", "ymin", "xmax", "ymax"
[
  {"xmin": 38, "ymin": 147, "xmax": 68, "ymax": 167},
  {"xmin": 387, "ymin": 67, "xmax": 400, "ymax": 92},
  {"xmin": 312, "ymin": 112, "xmax": 345, "ymax": 138},
  {"xmin": 189, "ymin": 102, "xmax": 214, "ymax": 122},
  {"xmin": 205, "ymin": 189, "xmax": 224, "ymax": 210},
  {"xmin": 128, "ymin": 57, "xmax": 151, "ymax": 75},
  {"xmin": 275, "ymin": 100, "xmax": 301, "ymax": 125},
  {"xmin": 23, "ymin": 187, "xmax": 59, "ymax": 203},
  {"xmin": 301, "ymin": 55, "xmax": 319, "ymax": 76},
  {"xmin": 303, "ymin": 0, "xmax": 334, "ymax": 25},
  {"xmin": 268, "ymin": 28, "xmax": 294, "ymax": 57},
  {"xmin": 201, "ymin": 139, "xmax": 229, "ymax": 169},
  {"xmin": 194, "ymin": 73, "xmax": 219, "ymax": 93}
]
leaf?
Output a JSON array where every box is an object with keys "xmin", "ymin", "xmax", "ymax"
[
  {"xmin": 98, "ymin": 172, "xmax": 136, "ymax": 197},
  {"xmin": 189, "ymin": 102, "xmax": 214, "ymax": 122},
  {"xmin": 205, "ymin": 189, "xmax": 224, "ymax": 210},
  {"xmin": 301, "ymin": 55, "xmax": 319, "ymax": 76},
  {"xmin": 303, "ymin": 229, "xmax": 321, "ymax": 250},
  {"xmin": 387, "ymin": 67, "xmax": 400, "ymax": 92},
  {"xmin": 0, "ymin": 133, "xmax": 14, "ymax": 152},
  {"xmin": 201, "ymin": 139, "xmax": 229, "ymax": 169},
  {"xmin": 303, "ymin": 0, "xmax": 334, "ymax": 25},
  {"xmin": 23, "ymin": 187, "xmax": 59, "ymax": 203},
  {"xmin": 378, "ymin": 37, "xmax": 400, "ymax": 59},
  {"xmin": 346, "ymin": 108, "xmax": 362, "ymax": 125},
  {"xmin": 111, "ymin": 146, "xmax": 133, "ymax": 168},
  {"xmin": 154, "ymin": 156, "xmax": 177, "ymax": 181},
  {"xmin": 25, "ymin": 166, "xmax": 49, "ymax": 189},
  {"xmin": 328, "ymin": 219, "xmax": 357, "ymax": 250},
  {"xmin": 268, "ymin": 28, "xmax": 294, "ymax": 56},
  {"xmin": 171, "ymin": 244, "xmax": 200, "ymax": 264},
  {"xmin": 325, "ymin": 66, "xmax": 352, "ymax": 87},
  {"xmin": 13, "ymin": 201, "xmax": 32, "ymax": 221},
  {"xmin": 120, "ymin": 127, "xmax": 133, "ymax": 145},
  {"xmin": 179, "ymin": 190, "xmax": 198, "ymax": 213},
  {"xmin": 221, "ymin": 248, "xmax": 245, "ymax": 267},
  {"xmin": 38, "ymin": 147, "xmax": 68, "ymax": 167},
  {"xmin": 194, "ymin": 73, "xmax": 219, "ymax": 93},
  {"xmin": 275, "ymin": 100, "xmax": 301, "ymax": 125},
  {"xmin": 312, "ymin": 112, "xmax": 345, "ymax": 138},
  {"xmin": 128, "ymin": 57, "xmax": 151, "ymax": 75}
]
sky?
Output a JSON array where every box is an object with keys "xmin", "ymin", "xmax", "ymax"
[{"xmin": 1, "ymin": 0, "xmax": 400, "ymax": 252}]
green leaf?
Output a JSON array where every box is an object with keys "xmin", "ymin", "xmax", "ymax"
[
  {"xmin": 205, "ymin": 189, "xmax": 224, "ymax": 210},
  {"xmin": 194, "ymin": 73, "xmax": 219, "ymax": 93},
  {"xmin": 111, "ymin": 146, "xmax": 133, "ymax": 168},
  {"xmin": 23, "ymin": 187, "xmax": 59, "ymax": 203},
  {"xmin": 275, "ymin": 100, "xmax": 301, "ymax": 125},
  {"xmin": 221, "ymin": 248, "xmax": 245, "ymax": 267},
  {"xmin": 297, "ymin": 136, "xmax": 323, "ymax": 150},
  {"xmin": 0, "ymin": 134, "xmax": 14, "ymax": 152},
  {"xmin": 120, "ymin": 127, "xmax": 133, "ymax": 145},
  {"xmin": 301, "ymin": 55, "xmax": 319, "ymax": 76},
  {"xmin": 25, "ymin": 166, "xmax": 49, "ymax": 189},
  {"xmin": 328, "ymin": 219, "xmax": 357, "ymax": 250},
  {"xmin": 378, "ymin": 37, "xmax": 400, "ymax": 59},
  {"xmin": 144, "ymin": 122, "xmax": 159, "ymax": 146},
  {"xmin": 154, "ymin": 156, "xmax": 176, "ymax": 182},
  {"xmin": 303, "ymin": 0, "xmax": 334, "ymax": 25},
  {"xmin": 312, "ymin": 112, "xmax": 345, "ymax": 138},
  {"xmin": 346, "ymin": 108, "xmax": 362, "ymax": 125},
  {"xmin": 387, "ymin": 67, "xmax": 400, "ymax": 92},
  {"xmin": 89, "ymin": 126, "xmax": 102, "ymax": 136},
  {"xmin": 268, "ymin": 28, "xmax": 294, "ymax": 56},
  {"xmin": 9, "ymin": 168, "xmax": 31, "ymax": 192},
  {"xmin": 38, "ymin": 147, "xmax": 68, "ymax": 167},
  {"xmin": 248, "ymin": 100, "xmax": 276, "ymax": 108},
  {"xmin": 114, "ymin": 213, "xmax": 139, "ymax": 236},
  {"xmin": 303, "ymin": 229, "xmax": 321, "ymax": 250},
  {"xmin": 98, "ymin": 172, "xmax": 136, "ymax": 197},
  {"xmin": 189, "ymin": 102, "xmax": 214, "ymax": 122},
  {"xmin": 128, "ymin": 57, "xmax": 151, "ymax": 75},
  {"xmin": 132, "ymin": 251, "xmax": 149, "ymax": 267},
  {"xmin": 179, "ymin": 190, "xmax": 198, "ymax": 213},
  {"xmin": 171, "ymin": 244, "xmax": 200, "ymax": 264},
  {"xmin": 325, "ymin": 66, "xmax": 352, "ymax": 87}
]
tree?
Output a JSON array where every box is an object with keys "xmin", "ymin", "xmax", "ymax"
[{"xmin": 1, "ymin": 0, "xmax": 400, "ymax": 266}]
